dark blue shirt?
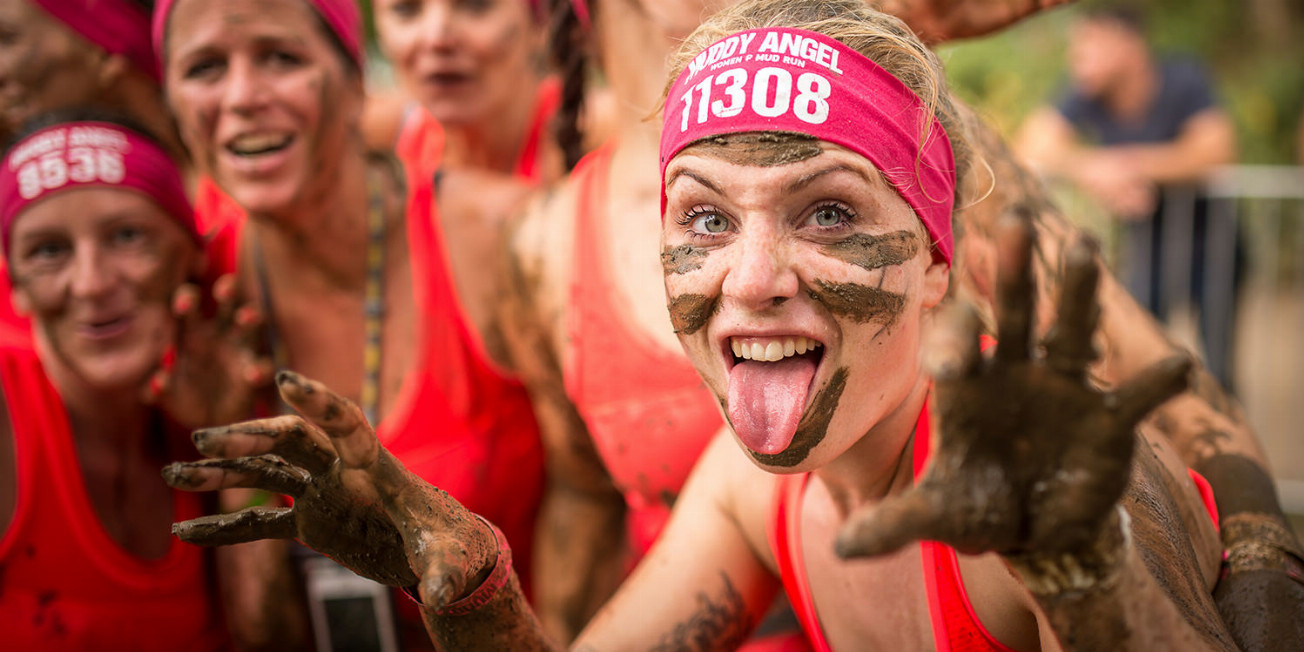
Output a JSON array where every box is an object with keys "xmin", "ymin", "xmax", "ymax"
[{"xmin": 1056, "ymin": 57, "xmax": 1217, "ymax": 146}]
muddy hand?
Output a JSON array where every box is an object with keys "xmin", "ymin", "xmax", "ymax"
[
  {"xmin": 145, "ymin": 275, "xmax": 274, "ymax": 429},
  {"xmin": 876, "ymin": 0, "xmax": 1071, "ymax": 43},
  {"xmin": 836, "ymin": 212, "xmax": 1192, "ymax": 560},
  {"xmin": 163, "ymin": 372, "xmax": 499, "ymax": 608}
]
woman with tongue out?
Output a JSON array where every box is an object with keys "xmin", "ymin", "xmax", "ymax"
[
  {"xmin": 162, "ymin": 1, "xmax": 1242, "ymax": 649},
  {"xmin": 154, "ymin": 0, "xmax": 545, "ymax": 647}
]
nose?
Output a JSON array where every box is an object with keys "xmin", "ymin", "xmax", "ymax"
[
  {"xmin": 415, "ymin": 4, "xmax": 456, "ymax": 53},
  {"xmin": 721, "ymin": 227, "xmax": 799, "ymax": 311},
  {"xmin": 223, "ymin": 57, "xmax": 269, "ymax": 115},
  {"xmin": 68, "ymin": 245, "xmax": 114, "ymax": 301}
]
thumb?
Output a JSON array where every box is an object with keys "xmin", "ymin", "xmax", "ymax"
[{"xmin": 835, "ymin": 485, "xmax": 946, "ymax": 559}]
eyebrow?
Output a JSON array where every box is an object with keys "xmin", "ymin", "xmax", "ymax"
[
  {"xmin": 664, "ymin": 169, "xmax": 723, "ymax": 195},
  {"xmin": 785, "ymin": 164, "xmax": 876, "ymax": 194}
]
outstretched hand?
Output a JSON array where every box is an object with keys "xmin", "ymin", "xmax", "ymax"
[
  {"xmin": 836, "ymin": 212, "xmax": 1192, "ymax": 562},
  {"xmin": 163, "ymin": 372, "xmax": 499, "ymax": 608}
]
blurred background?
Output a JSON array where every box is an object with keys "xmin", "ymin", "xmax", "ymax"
[{"xmin": 938, "ymin": 0, "xmax": 1304, "ymax": 530}]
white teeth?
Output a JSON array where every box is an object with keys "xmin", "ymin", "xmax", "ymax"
[
  {"xmin": 731, "ymin": 336, "xmax": 822, "ymax": 362},
  {"xmin": 229, "ymin": 133, "xmax": 290, "ymax": 154},
  {"xmin": 764, "ymin": 341, "xmax": 783, "ymax": 361}
]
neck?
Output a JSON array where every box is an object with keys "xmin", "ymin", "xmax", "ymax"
[
  {"xmin": 443, "ymin": 78, "xmax": 542, "ymax": 174},
  {"xmin": 33, "ymin": 333, "xmax": 154, "ymax": 456},
  {"xmin": 248, "ymin": 146, "xmax": 374, "ymax": 290},
  {"xmin": 814, "ymin": 372, "xmax": 932, "ymax": 518},
  {"xmin": 1105, "ymin": 52, "xmax": 1157, "ymax": 121}
]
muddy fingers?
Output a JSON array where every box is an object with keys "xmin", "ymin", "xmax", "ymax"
[
  {"xmin": 1043, "ymin": 237, "xmax": 1101, "ymax": 379},
  {"xmin": 192, "ymin": 415, "xmax": 336, "ymax": 475},
  {"xmin": 835, "ymin": 485, "xmax": 946, "ymax": 558},
  {"xmin": 173, "ymin": 507, "xmax": 297, "ymax": 546},
  {"xmin": 1112, "ymin": 355, "xmax": 1194, "ymax": 428},
  {"xmin": 994, "ymin": 210, "xmax": 1036, "ymax": 363},
  {"xmin": 275, "ymin": 371, "xmax": 379, "ymax": 469},
  {"xmin": 163, "ymin": 456, "xmax": 311, "ymax": 497}
]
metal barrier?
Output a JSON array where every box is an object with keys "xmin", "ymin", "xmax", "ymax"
[{"xmin": 1150, "ymin": 166, "xmax": 1304, "ymax": 514}]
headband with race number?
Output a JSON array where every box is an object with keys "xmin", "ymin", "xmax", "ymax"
[
  {"xmin": 0, "ymin": 122, "xmax": 197, "ymax": 254},
  {"xmin": 660, "ymin": 27, "xmax": 956, "ymax": 263},
  {"xmin": 32, "ymin": 0, "xmax": 159, "ymax": 81}
]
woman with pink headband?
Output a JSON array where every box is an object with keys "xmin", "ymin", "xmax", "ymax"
[
  {"xmin": 513, "ymin": 0, "xmax": 1302, "ymax": 645},
  {"xmin": 161, "ymin": 1, "xmax": 1247, "ymax": 648},
  {"xmin": 154, "ymin": 0, "xmax": 546, "ymax": 647},
  {"xmin": 370, "ymin": 0, "xmax": 566, "ymax": 185},
  {"xmin": 0, "ymin": 113, "xmax": 228, "ymax": 650}
]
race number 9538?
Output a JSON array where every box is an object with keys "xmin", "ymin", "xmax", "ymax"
[
  {"xmin": 17, "ymin": 148, "xmax": 127, "ymax": 200},
  {"xmin": 679, "ymin": 67, "xmax": 832, "ymax": 131}
]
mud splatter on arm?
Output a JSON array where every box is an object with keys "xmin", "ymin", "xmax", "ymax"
[
  {"xmin": 496, "ymin": 196, "xmax": 628, "ymax": 642},
  {"xmin": 647, "ymin": 573, "xmax": 754, "ymax": 652}
]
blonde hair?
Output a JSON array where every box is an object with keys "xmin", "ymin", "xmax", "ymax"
[{"xmin": 665, "ymin": 0, "xmax": 974, "ymax": 210}]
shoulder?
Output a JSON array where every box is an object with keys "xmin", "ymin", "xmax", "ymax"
[
  {"xmin": 687, "ymin": 429, "xmax": 785, "ymax": 572},
  {"xmin": 503, "ymin": 173, "xmax": 582, "ymax": 323}
]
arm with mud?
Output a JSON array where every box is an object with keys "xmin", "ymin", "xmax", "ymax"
[
  {"xmin": 498, "ymin": 195, "xmax": 630, "ymax": 642},
  {"xmin": 958, "ymin": 110, "xmax": 1304, "ymax": 647},
  {"xmin": 838, "ymin": 216, "xmax": 1235, "ymax": 650}
]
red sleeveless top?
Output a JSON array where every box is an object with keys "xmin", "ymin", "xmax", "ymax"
[
  {"xmin": 0, "ymin": 345, "xmax": 227, "ymax": 652},
  {"xmin": 200, "ymin": 123, "xmax": 546, "ymax": 597},
  {"xmin": 769, "ymin": 397, "xmax": 1221, "ymax": 651},
  {"xmin": 394, "ymin": 77, "xmax": 560, "ymax": 187},
  {"xmin": 563, "ymin": 145, "xmax": 725, "ymax": 555}
]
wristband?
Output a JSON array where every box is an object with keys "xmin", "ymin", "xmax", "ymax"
[
  {"xmin": 430, "ymin": 514, "xmax": 513, "ymax": 616},
  {"xmin": 1221, "ymin": 513, "xmax": 1304, "ymax": 584}
]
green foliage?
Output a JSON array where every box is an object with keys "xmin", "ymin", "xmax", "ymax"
[{"xmin": 939, "ymin": 1, "xmax": 1304, "ymax": 164}]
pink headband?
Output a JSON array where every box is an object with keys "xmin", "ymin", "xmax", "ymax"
[
  {"xmin": 0, "ymin": 122, "xmax": 197, "ymax": 255},
  {"xmin": 31, "ymin": 0, "xmax": 159, "ymax": 81},
  {"xmin": 571, "ymin": 0, "xmax": 590, "ymax": 31},
  {"xmin": 153, "ymin": 0, "xmax": 363, "ymax": 71},
  {"xmin": 660, "ymin": 28, "xmax": 956, "ymax": 263}
]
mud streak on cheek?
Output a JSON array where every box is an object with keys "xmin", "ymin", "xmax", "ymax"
[
  {"xmin": 660, "ymin": 244, "xmax": 710, "ymax": 275},
  {"xmin": 667, "ymin": 293, "xmax": 719, "ymax": 335},
  {"xmin": 748, "ymin": 366, "xmax": 848, "ymax": 468},
  {"xmin": 820, "ymin": 230, "xmax": 920, "ymax": 272},
  {"xmin": 807, "ymin": 280, "xmax": 906, "ymax": 327}
]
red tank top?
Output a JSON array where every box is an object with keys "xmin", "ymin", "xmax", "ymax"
[
  {"xmin": 0, "ymin": 345, "xmax": 227, "ymax": 652},
  {"xmin": 394, "ymin": 77, "xmax": 560, "ymax": 187},
  {"xmin": 563, "ymin": 145, "xmax": 724, "ymax": 555},
  {"xmin": 769, "ymin": 396, "xmax": 1221, "ymax": 651},
  {"xmin": 199, "ymin": 130, "xmax": 546, "ymax": 630}
]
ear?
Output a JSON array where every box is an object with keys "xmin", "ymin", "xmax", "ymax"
[{"xmin": 920, "ymin": 256, "xmax": 950, "ymax": 310}]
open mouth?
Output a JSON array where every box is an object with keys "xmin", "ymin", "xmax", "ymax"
[
  {"xmin": 425, "ymin": 71, "xmax": 472, "ymax": 90},
  {"xmin": 225, "ymin": 132, "xmax": 294, "ymax": 157},
  {"xmin": 725, "ymin": 335, "xmax": 824, "ymax": 455}
]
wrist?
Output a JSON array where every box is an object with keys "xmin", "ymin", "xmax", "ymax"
[
  {"xmin": 401, "ymin": 514, "xmax": 514, "ymax": 616},
  {"xmin": 1006, "ymin": 506, "xmax": 1130, "ymax": 597},
  {"xmin": 1221, "ymin": 513, "xmax": 1304, "ymax": 583}
]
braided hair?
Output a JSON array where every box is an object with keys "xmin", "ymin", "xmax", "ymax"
[{"xmin": 545, "ymin": 0, "xmax": 592, "ymax": 171}]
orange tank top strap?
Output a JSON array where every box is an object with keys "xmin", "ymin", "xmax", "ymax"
[{"xmin": 513, "ymin": 76, "xmax": 561, "ymax": 184}]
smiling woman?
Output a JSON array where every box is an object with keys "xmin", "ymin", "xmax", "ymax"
[
  {"xmin": 0, "ymin": 113, "xmax": 228, "ymax": 651},
  {"xmin": 153, "ymin": 0, "xmax": 546, "ymax": 646}
]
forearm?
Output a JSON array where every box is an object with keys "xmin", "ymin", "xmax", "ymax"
[
  {"xmin": 535, "ymin": 482, "xmax": 629, "ymax": 642},
  {"xmin": 1009, "ymin": 509, "xmax": 1233, "ymax": 651}
]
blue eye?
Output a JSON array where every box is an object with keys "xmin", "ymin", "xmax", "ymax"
[{"xmin": 806, "ymin": 203, "xmax": 854, "ymax": 228}]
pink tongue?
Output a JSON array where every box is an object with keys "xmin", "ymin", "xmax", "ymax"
[{"xmin": 727, "ymin": 356, "xmax": 817, "ymax": 455}]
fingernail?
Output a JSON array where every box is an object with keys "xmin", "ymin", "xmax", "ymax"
[{"xmin": 275, "ymin": 370, "xmax": 297, "ymax": 387}]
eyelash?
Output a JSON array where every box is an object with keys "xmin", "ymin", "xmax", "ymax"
[
  {"xmin": 804, "ymin": 201, "xmax": 858, "ymax": 231},
  {"xmin": 676, "ymin": 204, "xmax": 730, "ymax": 242}
]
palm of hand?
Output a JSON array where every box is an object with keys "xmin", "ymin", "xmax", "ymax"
[{"xmin": 838, "ymin": 214, "xmax": 1191, "ymax": 560}]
